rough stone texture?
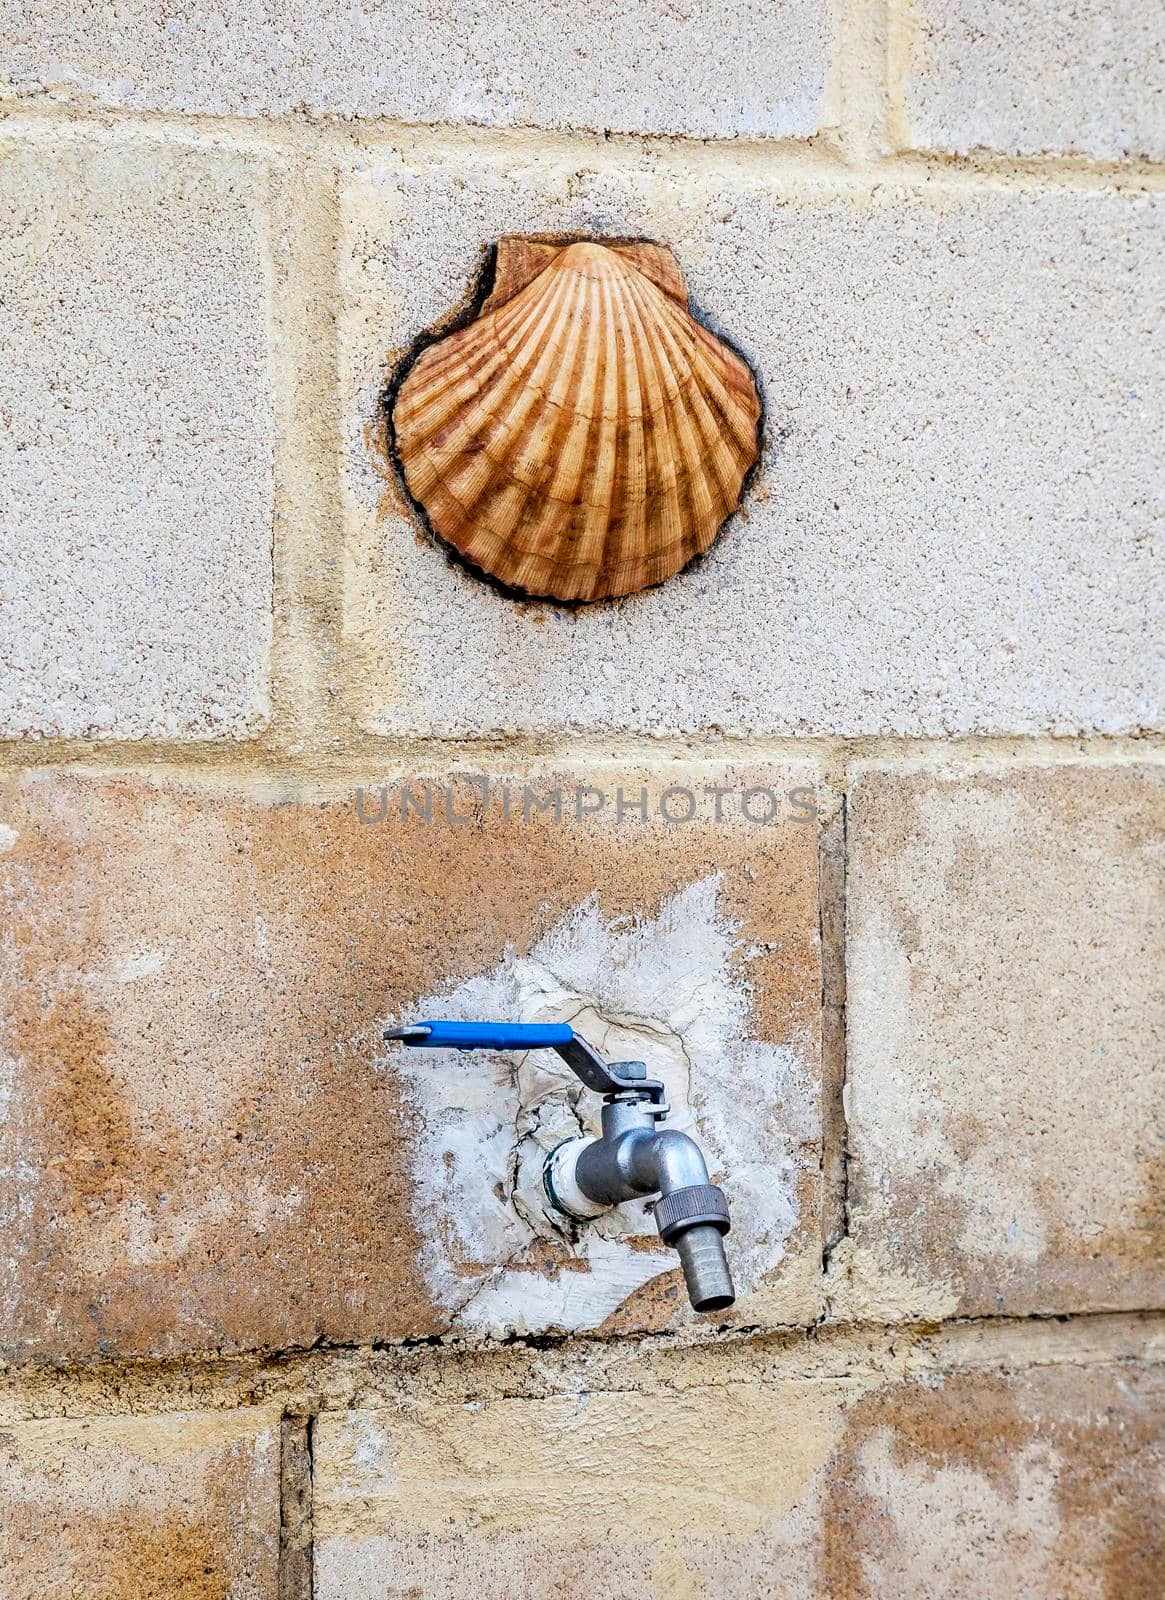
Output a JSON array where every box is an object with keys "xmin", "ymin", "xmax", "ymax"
[
  {"xmin": 0, "ymin": 136, "xmax": 273, "ymax": 739},
  {"xmin": 900, "ymin": 0, "xmax": 1165, "ymax": 161},
  {"xmin": 314, "ymin": 1359, "xmax": 1164, "ymax": 1598},
  {"xmin": 1, "ymin": 10, "xmax": 1161, "ymax": 1588},
  {"xmin": 0, "ymin": 1, "xmax": 827, "ymax": 139},
  {"xmin": 343, "ymin": 149, "xmax": 1163, "ymax": 737},
  {"xmin": 846, "ymin": 763, "xmax": 1164, "ymax": 1319},
  {"xmin": 0, "ymin": 764, "xmax": 823, "ymax": 1359},
  {"xmin": 0, "ymin": 1407, "xmax": 281, "ymax": 1600}
]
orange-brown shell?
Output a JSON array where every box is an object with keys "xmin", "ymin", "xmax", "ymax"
[{"xmin": 389, "ymin": 239, "xmax": 762, "ymax": 603}]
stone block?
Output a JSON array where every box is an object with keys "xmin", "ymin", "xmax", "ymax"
[{"xmin": 0, "ymin": 763, "xmax": 823, "ymax": 1358}]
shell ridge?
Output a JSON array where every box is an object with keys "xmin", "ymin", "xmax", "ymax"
[
  {"xmin": 618, "ymin": 263, "xmax": 689, "ymax": 581},
  {"xmin": 396, "ymin": 283, "xmax": 564, "ymax": 492},
  {"xmin": 673, "ymin": 317, "xmax": 761, "ymax": 461},
  {"xmin": 596, "ymin": 269, "xmax": 639, "ymax": 591},
  {"xmin": 497, "ymin": 264, "xmax": 592, "ymax": 493},
  {"xmin": 456, "ymin": 264, "xmax": 593, "ymax": 570},
  {"xmin": 579, "ymin": 268, "xmax": 624, "ymax": 588},
  {"xmin": 607, "ymin": 271, "xmax": 649, "ymax": 590},
  {"xmin": 424, "ymin": 266, "xmax": 589, "ymax": 526},
  {"xmin": 406, "ymin": 269, "xmax": 572, "ymax": 454},
  {"xmin": 624, "ymin": 274, "xmax": 745, "ymax": 518},
  {"xmin": 624, "ymin": 275, "xmax": 717, "ymax": 543},
  {"xmin": 400, "ymin": 269, "xmax": 556, "ymax": 419},
  {"xmin": 646, "ymin": 289, "xmax": 760, "ymax": 459},
  {"xmin": 556, "ymin": 269, "xmax": 613, "ymax": 597},
  {"xmin": 513, "ymin": 264, "xmax": 607, "ymax": 591},
  {"xmin": 492, "ymin": 263, "xmax": 600, "ymax": 593},
  {"xmin": 409, "ymin": 261, "xmax": 580, "ymax": 443},
  {"xmin": 617, "ymin": 278, "xmax": 700, "ymax": 579}
]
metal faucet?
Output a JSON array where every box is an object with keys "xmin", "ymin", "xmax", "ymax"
[{"xmin": 383, "ymin": 1020, "xmax": 735, "ymax": 1314}]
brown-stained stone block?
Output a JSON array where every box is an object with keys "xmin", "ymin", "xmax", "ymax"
[
  {"xmin": 313, "ymin": 1360, "xmax": 1163, "ymax": 1599},
  {"xmin": 845, "ymin": 764, "xmax": 1164, "ymax": 1319},
  {"xmin": 0, "ymin": 765, "xmax": 823, "ymax": 1359},
  {"xmin": 817, "ymin": 1361, "xmax": 1164, "ymax": 1600},
  {"xmin": 0, "ymin": 1407, "xmax": 281, "ymax": 1600}
]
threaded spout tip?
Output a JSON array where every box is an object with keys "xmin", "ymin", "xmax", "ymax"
[{"xmin": 674, "ymin": 1223, "xmax": 735, "ymax": 1312}]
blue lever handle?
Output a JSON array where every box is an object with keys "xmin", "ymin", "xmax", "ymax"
[
  {"xmin": 386, "ymin": 1019, "xmax": 575, "ymax": 1052},
  {"xmin": 384, "ymin": 1018, "xmax": 664, "ymax": 1102}
]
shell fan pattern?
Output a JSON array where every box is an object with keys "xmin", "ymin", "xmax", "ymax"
[{"xmin": 388, "ymin": 238, "xmax": 763, "ymax": 604}]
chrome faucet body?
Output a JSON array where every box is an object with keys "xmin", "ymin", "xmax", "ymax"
[{"xmin": 384, "ymin": 1019, "xmax": 734, "ymax": 1314}]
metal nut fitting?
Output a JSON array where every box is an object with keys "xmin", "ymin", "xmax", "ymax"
[{"xmin": 652, "ymin": 1182, "xmax": 730, "ymax": 1245}]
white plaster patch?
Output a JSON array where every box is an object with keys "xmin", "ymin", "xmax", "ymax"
[
  {"xmin": 110, "ymin": 946, "xmax": 169, "ymax": 986},
  {"xmin": 0, "ymin": 824, "xmax": 18, "ymax": 853},
  {"xmin": 385, "ymin": 876, "xmax": 814, "ymax": 1335}
]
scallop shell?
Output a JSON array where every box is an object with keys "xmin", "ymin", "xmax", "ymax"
[{"xmin": 389, "ymin": 238, "xmax": 762, "ymax": 603}]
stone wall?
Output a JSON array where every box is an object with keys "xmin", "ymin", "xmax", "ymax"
[{"xmin": 0, "ymin": 3, "xmax": 1161, "ymax": 1595}]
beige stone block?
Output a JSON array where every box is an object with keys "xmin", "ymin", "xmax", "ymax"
[
  {"xmin": 845, "ymin": 763, "xmax": 1164, "ymax": 1318},
  {"xmin": 0, "ymin": 1408, "xmax": 281, "ymax": 1600},
  {"xmin": 900, "ymin": 0, "xmax": 1165, "ymax": 161},
  {"xmin": 0, "ymin": 1, "xmax": 827, "ymax": 139},
  {"xmin": 313, "ymin": 1360, "xmax": 1163, "ymax": 1597},
  {"xmin": 342, "ymin": 148, "xmax": 1162, "ymax": 737},
  {"xmin": 0, "ymin": 763, "xmax": 823, "ymax": 1359},
  {"xmin": 0, "ymin": 135, "xmax": 273, "ymax": 739}
]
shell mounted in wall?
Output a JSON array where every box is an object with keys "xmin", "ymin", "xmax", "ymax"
[{"xmin": 386, "ymin": 237, "xmax": 763, "ymax": 604}]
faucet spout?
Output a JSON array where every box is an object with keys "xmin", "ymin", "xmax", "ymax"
[
  {"xmin": 549, "ymin": 1101, "xmax": 735, "ymax": 1313},
  {"xmin": 573, "ymin": 1117, "xmax": 710, "ymax": 1203}
]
